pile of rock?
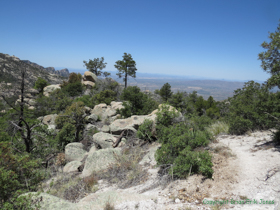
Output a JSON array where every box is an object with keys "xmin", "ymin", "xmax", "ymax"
[
  {"xmin": 82, "ymin": 71, "xmax": 97, "ymax": 89},
  {"xmin": 61, "ymin": 102, "xmax": 184, "ymax": 179}
]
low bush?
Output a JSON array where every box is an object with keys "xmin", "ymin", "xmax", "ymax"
[
  {"xmin": 0, "ymin": 142, "xmax": 44, "ymax": 209},
  {"xmin": 54, "ymin": 123, "xmax": 75, "ymax": 150},
  {"xmin": 73, "ymin": 95, "xmax": 96, "ymax": 109},
  {"xmin": 136, "ymin": 119, "xmax": 154, "ymax": 141},
  {"xmin": 154, "ymin": 106, "xmax": 213, "ymax": 179},
  {"xmin": 94, "ymin": 89, "xmax": 117, "ymax": 105},
  {"xmin": 61, "ymin": 73, "xmax": 83, "ymax": 97},
  {"xmin": 118, "ymin": 86, "xmax": 158, "ymax": 118},
  {"xmin": 155, "ymin": 104, "xmax": 180, "ymax": 128},
  {"xmin": 228, "ymin": 116, "xmax": 253, "ymax": 135},
  {"xmin": 173, "ymin": 148, "xmax": 213, "ymax": 178}
]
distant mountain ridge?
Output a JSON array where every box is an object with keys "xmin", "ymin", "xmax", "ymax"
[
  {"xmin": 0, "ymin": 53, "xmax": 67, "ymax": 88},
  {"xmin": 22, "ymin": 60, "xmax": 69, "ymax": 77}
]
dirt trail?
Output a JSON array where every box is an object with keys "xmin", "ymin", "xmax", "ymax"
[
  {"xmin": 217, "ymin": 131, "xmax": 280, "ymax": 210},
  {"xmin": 110, "ymin": 131, "xmax": 280, "ymax": 210}
]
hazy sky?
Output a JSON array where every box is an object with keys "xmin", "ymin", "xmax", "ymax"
[{"xmin": 1, "ymin": 0, "xmax": 279, "ymax": 81}]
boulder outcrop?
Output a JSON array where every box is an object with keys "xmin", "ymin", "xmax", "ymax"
[
  {"xmin": 92, "ymin": 132, "xmax": 117, "ymax": 149},
  {"xmin": 65, "ymin": 143, "xmax": 87, "ymax": 162},
  {"xmin": 82, "ymin": 148, "xmax": 121, "ymax": 178},
  {"xmin": 43, "ymin": 84, "xmax": 61, "ymax": 97}
]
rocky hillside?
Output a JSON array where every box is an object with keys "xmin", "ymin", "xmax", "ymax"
[
  {"xmin": 0, "ymin": 53, "xmax": 68, "ymax": 88},
  {"xmin": 22, "ymin": 60, "xmax": 69, "ymax": 77}
]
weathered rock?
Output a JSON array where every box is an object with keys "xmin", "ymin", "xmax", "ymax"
[
  {"xmin": 82, "ymin": 80, "xmax": 95, "ymax": 89},
  {"xmin": 84, "ymin": 123, "xmax": 98, "ymax": 131},
  {"xmin": 26, "ymin": 88, "xmax": 39, "ymax": 96},
  {"xmin": 88, "ymin": 144, "xmax": 98, "ymax": 155},
  {"xmin": 92, "ymin": 132, "xmax": 116, "ymax": 149},
  {"xmin": 85, "ymin": 113, "xmax": 98, "ymax": 123},
  {"xmin": 43, "ymin": 84, "xmax": 61, "ymax": 97},
  {"xmin": 101, "ymin": 125, "xmax": 110, "ymax": 133},
  {"xmin": 83, "ymin": 89, "xmax": 91, "ymax": 95},
  {"xmin": 83, "ymin": 106, "xmax": 91, "ymax": 114},
  {"xmin": 83, "ymin": 71, "xmax": 97, "ymax": 82},
  {"xmin": 82, "ymin": 148, "xmax": 121, "ymax": 177},
  {"xmin": 111, "ymin": 114, "xmax": 121, "ymax": 122},
  {"xmin": 63, "ymin": 161, "xmax": 83, "ymax": 173},
  {"xmin": 149, "ymin": 104, "xmax": 184, "ymax": 123},
  {"xmin": 65, "ymin": 143, "xmax": 88, "ymax": 162},
  {"xmin": 109, "ymin": 115, "xmax": 148, "ymax": 134},
  {"xmin": 91, "ymin": 103, "xmax": 117, "ymax": 121},
  {"xmin": 42, "ymin": 114, "xmax": 57, "ymax": 129},
  {"xmin": 110, "ymin": 101, "xmax": 124, "ymax": 110}
]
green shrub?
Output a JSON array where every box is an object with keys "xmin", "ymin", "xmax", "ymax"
[
  {"xmin": 94, "ymin": 89, "xmax": 117, "ymax": 105},
  {"xmin": 35, "ymin": 89, "xmax": 73, "ymax": 115},
  {"xmin": 62, "ymin": 82, "xmax": 83, "ymax": 97},
  {"xmin": 55, "ymin": 123, "xmax": 76, "ymax": 150},
  {"xmin": 155, "ymin": 122, "xmax": 212, "ymax": 178},
  {"xmin": 0, "ymin": 142, "xmax": 44, "ymax": 209},
  {"xmin": 61, "ymin": 73, "xmax": 83, "ymax": 97},
  {"xmin": 136, "ymin": 119, "xmax": 154, "ymax": 141},
  {"xmin": 227, "ymin": 81, "xmax": 280, "ymax": 134},
  {"xmin": 55, "ymin": 101, "xmax": 85, "ymax": 129},
  {"xmin": 73, "ymin": 95, "xmax": 96, "ymax": 109},
  {"xmin": 118, "ymin": 86, "xmax": 158, "ymax": 118},
  {"xmin": 187, "ymin": 115, "xmax": 212, "ymax": 131},
  {"xmin": 173, "ymin": 148, "xmax": 213, "ymax": 178},
  {"xmin": 155, "ymin": 104, "xmax": 180, "ymax": 128},
  {"xmin": 228, "ymin": 116, "xmax": 253, "ymax": 135},
  {"xmin": 34, "ymin": 77, "xmax": 49, "ymax": 94}
]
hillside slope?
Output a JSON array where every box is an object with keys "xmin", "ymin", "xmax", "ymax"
[{"xmin": 0, "ymin": 53, "xmax": 68, "ymax": 87}]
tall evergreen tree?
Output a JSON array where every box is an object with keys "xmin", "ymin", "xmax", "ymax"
[
  {"xmin": 159, "ymin": 83, "xmax": 172, "ymax": 102},
  {"xmin": 114, "ymin": 53, "xmax": 137, "ymax": 88},
  {"xmin": 83, "ymin": 57, "xmax": 110, "ymax": 77},
  {"xmin": 258, "ymin": 20, "xmax": 280, "ymax": 88}
]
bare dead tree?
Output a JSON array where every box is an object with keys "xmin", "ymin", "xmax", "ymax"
[{"xmin": 0, "ymin": 61, "xmax": 38, "ymax": 153}]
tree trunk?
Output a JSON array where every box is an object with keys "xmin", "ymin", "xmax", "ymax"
[{"xmin": 125, "ymin": 71, "xmax": 127, "ymax": 88}]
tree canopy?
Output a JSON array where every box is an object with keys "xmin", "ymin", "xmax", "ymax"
[
  {"xmin": 114, "ymin": 53, "xmax": 137, "ymax": 88},
  {"xmin": 258, "ymin": 20, "xmax": 280, "ymax": 88},
  {"xmin": 83, "ymin": 57, "xmax": 110, "ymax": 77}
]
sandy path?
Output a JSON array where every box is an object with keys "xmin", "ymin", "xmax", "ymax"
[{"xmin": 217, "ymin": 131, "xmax": 280, "ymax": 210}]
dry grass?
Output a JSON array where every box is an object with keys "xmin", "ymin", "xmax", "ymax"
[
  {"xmin": 45, "ymin": 173, "xmax": 98, "ymax": 202},
  {"xmin": 99, "ymin": 145, "xmax": 148, "ymax": 189},
  {"xmin": 55, "ymin": 153, "xmax": 66, "ymax": 166},
  {"xmin": 213, "ymin": 145, "xmax": 235, "ymax": 158},
  {"xmin": 207, "ymin": 121, "xmax": 229, "ymax": 137},
  {"xmin": 103, "ymin": 197, "xmax": 115, "ymax": 210}
]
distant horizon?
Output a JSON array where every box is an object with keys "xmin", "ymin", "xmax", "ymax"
[{"xmin": 59, "ymin": 67, "xmax": 266, "ymax": 83}]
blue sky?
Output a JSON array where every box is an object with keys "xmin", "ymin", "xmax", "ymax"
[{"xmin": 1, "ymin": 0, "xmax": 279, "ymax": 81}]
